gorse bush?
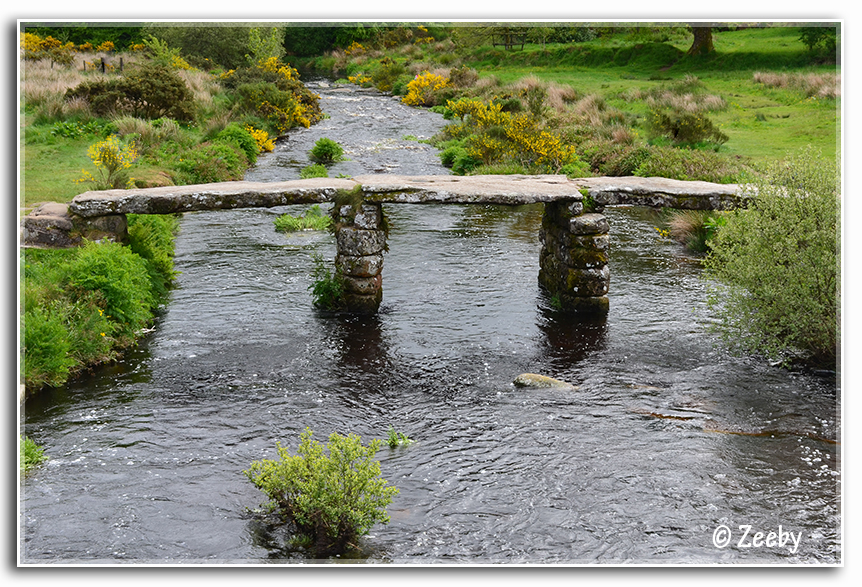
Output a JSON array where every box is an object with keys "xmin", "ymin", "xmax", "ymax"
[
  {"xmin": 76, "ymin": 134, "xmax": 138, "ymax": 189},
  {"xmin": 440, "ymin": 97, "xmax": 582, "ymax": 174},
  {"xmin": 704, "ymin": 146, "xmax": 839, "ymax": 368},
  {"xmin": 402, "ymin": 70, "xmax": 451, "ymax": 107},
  {"xmin": 214, "ymin": 123, "xmax": 260, "ymax": 165},
  {"xmin": 245, "ymin": 428, "xmax": 399, "ymax": 556}
]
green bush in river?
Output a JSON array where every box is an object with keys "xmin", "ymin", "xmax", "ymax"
[
  {"xmin": 309, "ymin": 137, "xmax": 345, "ymax": 164},
  {"xmin": 245, "ymin": 428, "xmax": 398, "ymax": 556},
  {"xmin": 704, "ymin": 146, "xmax": 839, "ymax": 368}
]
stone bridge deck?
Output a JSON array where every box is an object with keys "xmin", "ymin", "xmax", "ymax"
[
  {"xmin": 63, "ymin": 174, "xmax": 746, "ymax": 218},
  {"xmin": 21, "ymin": 174, "xmax": 747, "ymax": 315}
]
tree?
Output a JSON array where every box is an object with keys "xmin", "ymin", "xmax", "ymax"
[{"xmin": 687, "ymin": 25, "xmax": 715, "ymax": 55}]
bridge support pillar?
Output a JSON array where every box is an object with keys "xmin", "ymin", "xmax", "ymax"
[
  {"xmin": 539, "ymin": 199, "xmax": 610, "ymax": 314},
  {"xmin": 334, "ymin": 202, "xmax": 386, "ymax": 314}
]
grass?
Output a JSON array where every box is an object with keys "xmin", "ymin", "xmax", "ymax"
[
  {"xmin": 21, "ymin": 436, "xmax": 48, "ymax": 473},
  {"xmin": 304, "ymin": 25, "xmax": 838, "ymax": 174},
  {"xmin": 274, "ymin": 204, "xmax": 332, "ymax": 232}
]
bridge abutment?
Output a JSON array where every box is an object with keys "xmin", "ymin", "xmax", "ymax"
[
  {"xmin": 333, "ymin": 201, "xmax": 386, "ymax": 314},
  {"xmin": 539, "ymin": 200, "xmax": 610, "ymax": 314}
]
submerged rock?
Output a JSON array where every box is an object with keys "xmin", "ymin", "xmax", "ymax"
[{"xmin": 513, "ymin": 373, "xmax": 578, "ymax": 390}]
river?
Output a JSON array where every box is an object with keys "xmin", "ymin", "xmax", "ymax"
[{"xmin": 20, "ymin": 80, "xmax": 841, "ymax": 564}]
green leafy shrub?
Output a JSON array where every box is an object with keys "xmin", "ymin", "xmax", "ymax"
[
  {"xmin": 65, "ymin": 63, "xmax": 196, "ymax": 121},
  {"xmin": 309, "ymin": 137, "xmax": 345, "ymax": 164},
  {"xmin": 578, "ymin": 138, "xmax": 650, "ymax": 176},
  {"xmin": 308, "ymin": 253, "xmax": 346, "ymax": 312},
  {"xmin": 173, "ymin": 142, "xmax": 248, "ymax": 184},
  {"xmin": 300, "ymin": 163, "xmax": 329, "ymax": 179},
  {"xmin": 215, "ymin": 123, "xmax": 260, "ymax": 165},
  {"xmin": 386, "ymin": 426, "xmax": 413, "ymax": 448},
  {"xmin": 245, "ymin": 428, "xmax": 399, "ymax": 556},
  {"xmin": 704, "ymin": 147, "xmax": 839, "ymax": 367},
  {"xmin": 274, "ymin": 205, "xmax": 332, "ymax": 232},
  {"xmin": 64, "ymin": 241, "xmax": 156, "ymax": 337},
  {"xmin": 127, "ymin": 214, "xmax": 180, "ymax": 298},
  {"xmin": 635, "ymin": 146, "xmax": 744, "ymax": 183},
  {"xmin": 646, "ymin": 108, "xmax": 728, "ymax": 147},
  {"xmin": 21, "ymin": 436, "xmax": 48, "ymax": 473},
  {"xmin": 22, "ymin": 305, "xmax": 76, "ymax": 390}
]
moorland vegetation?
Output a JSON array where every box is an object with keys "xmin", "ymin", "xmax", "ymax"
[{"xmin": 19, "ymin": 22, "xmax": 840, "ymax": 394}]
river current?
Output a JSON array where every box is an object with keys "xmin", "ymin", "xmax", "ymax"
[{"xmin": 20, "ymin": 80, "xmax": 841, "ymax": 564}]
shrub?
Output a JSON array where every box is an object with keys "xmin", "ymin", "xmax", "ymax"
[
  {"xmin": 309, "ymin": 137, "xmax": 345, "ymax": 164},
  {"xmin": 21, "ymin": 436, "xmax": 48, "ymax": 473},
  {"xmin": 173, "ymin": 141, "xmax": 248, "ymax": 184},
  {"xmin": 215, "ymin": 123, "xmax": 260, "ymax": 165},
  {"xmin": 300, "ymin": 164, "xmax": 329, "ymax": 179},
  {"xmin": 635, "ymin": 146, "xmax": 744, "ymax": 183},
  {"xmin": 22, "ymin": 305, "xmax": 76, "ymax": 390},
  {"xmin": 245, "ymin": 428, "xmax": 399, "ymax": 555},
  {"xmin": 704, "ymin": 147, "xmax": 839, "ymax": 368},
  {"xmin": 127, "ymin": 214, "xmax": 180, "ymax": 298},
  {"xmin": 64, "ymin": 241, "xmax": 157, "ymax": 337},
  {"xmin": 646, "ymin": 108, "xmax": 728, "ymax": 147},
  {"xmin": 308, "ymin": 253, "xmax": 345, "ymax": 311},
  {"xmin": 402, "ymin": 71, "xmax": 451, "ymax": 107},
  {"xmin": 76, "ymin": 135, "xmax": 139, "ymax": 190},
  {"xmin": 65, "ymin": 63, "xmax": 196, "ymax": 122}
]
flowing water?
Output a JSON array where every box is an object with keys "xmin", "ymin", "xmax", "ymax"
[{"xmin": 20, "ymin": 81, "xmax": 841, "ymax": 564}]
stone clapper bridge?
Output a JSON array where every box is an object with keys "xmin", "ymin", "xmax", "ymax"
[{"xmin": 21, "ymin": 174, "xmax": 748, "ymax": 314}]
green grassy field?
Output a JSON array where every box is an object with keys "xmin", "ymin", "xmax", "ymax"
[{"xmin": 20, "ymin": 25, "xmax": 840, "ymax": 208}]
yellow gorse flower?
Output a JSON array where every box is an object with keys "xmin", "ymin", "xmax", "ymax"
[
  {"xmin": 76, "ymin": 135, "xmax": 138, "ymax": 189},
  {"xmin": 245, "ymin": 125, "xmax": 275, "ymax": 152},
  {"xmin": 402, "ymin": 71, "xmax": 450, "ymax": 107}
]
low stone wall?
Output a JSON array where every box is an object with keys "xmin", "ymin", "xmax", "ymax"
[
  {"xmin": 538, "ymin": 199, "xmax": 610, "ymax": 314},
  {"xmin": 20, "ymin": 202, "xmax": 128, "ymax": 248},
  {"xmin": 333, "ymin": 202, "xmax": 387, "ymax": 314}
]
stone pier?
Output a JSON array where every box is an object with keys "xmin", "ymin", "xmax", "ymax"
[
  {"xmin": 333, "ymin": 201, "xmax": 387, "ymax": 314},
  {"xmin": 538, "ymin": 199, "xmax": 610, "ymax": 314}
]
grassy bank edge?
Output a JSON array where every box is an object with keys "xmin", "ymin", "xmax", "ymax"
[{"xmin": 20, "ymin": 214, "xmax": 180, "ymax": 399}]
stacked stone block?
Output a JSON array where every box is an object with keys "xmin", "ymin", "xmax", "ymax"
[
  {"xmin": 538, "ymin": 199, "xmax": 610, "ymax": 314},
  {"xmin": 334, "ymin": 202, "xmax": 386, "ymax": 314}
]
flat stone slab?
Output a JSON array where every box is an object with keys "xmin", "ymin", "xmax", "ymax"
[
  {"xmin": 579, "ymin": 176, "xmax": 746, "ymax": 210},
  {"xmin": 64, "ymin": 174, "xmax": 747, "ymax": 218},
  {"xmin": 353, "ymin": 174, "xmax": 584, "ymax": 204},
  {"xmin": 69, "ymin": 178, "xmax": 358, "ymax": 218}
]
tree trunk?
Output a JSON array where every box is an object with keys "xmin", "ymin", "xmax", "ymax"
[{"xmin": 687, "ymin": 26, "xmax": 715, "ymax": 55}]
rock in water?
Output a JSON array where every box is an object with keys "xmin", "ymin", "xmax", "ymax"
[{"xmin": 513, "ymin": 373, "xmax": 577, "ymax": 389}]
